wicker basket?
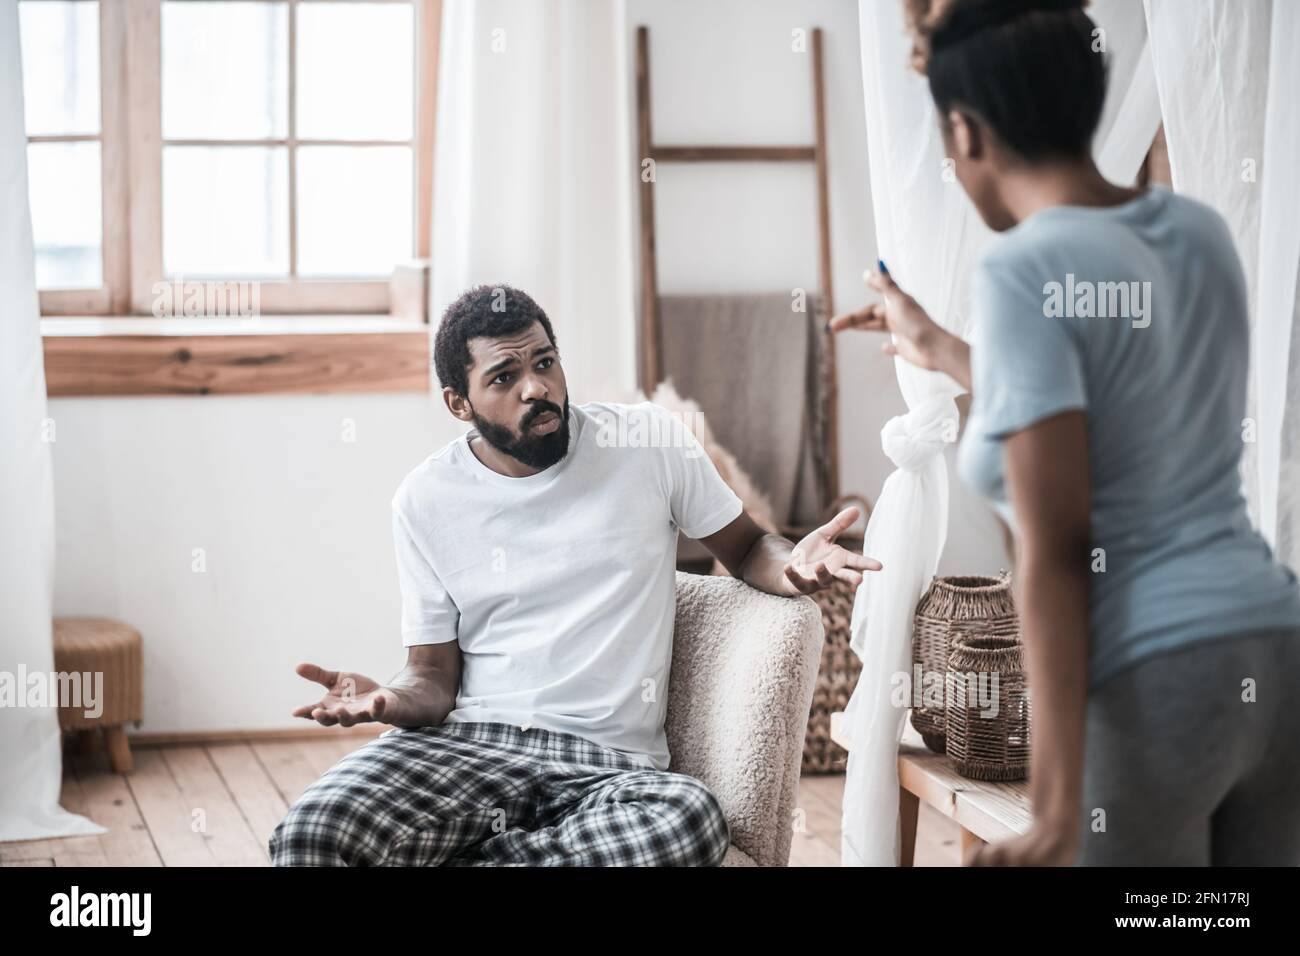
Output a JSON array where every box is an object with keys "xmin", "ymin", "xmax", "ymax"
[
  {"xmin": 796, "ymin": 495, "xmax": 871, "ymax": 774},
  {"xmin": 910, "ymin": 573, "xmax": 1018, "ymax": 754},
  {"xmin": 944, "ymin": 634, "xmax": 1031, "ymax": 781}
]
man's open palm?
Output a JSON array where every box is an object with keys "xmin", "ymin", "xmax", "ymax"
[
  {"xmin": 782, "ymin": 506, "xmax": 883, "ymax": 596},
  {"xmin": 293, "ymin": 662, "xmax": 394, "ymax": 727}
]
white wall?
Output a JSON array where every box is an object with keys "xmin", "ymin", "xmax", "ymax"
[
  {"xmin": 49, "ymin": 0, "xmax": 1006, "ymax": 736},
  {"xmin": 50, "ymin": 392, "xmax": 454, "ymax": 733}
]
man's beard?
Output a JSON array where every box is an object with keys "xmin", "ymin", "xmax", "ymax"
[{"xmin": 472, "ymin": 397, "xmax": 571, "ymax": 471}]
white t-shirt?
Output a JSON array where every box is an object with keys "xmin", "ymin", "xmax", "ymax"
[{"xmin": 390, "ymin": 400, "xmax": 743, "ymax": 770}]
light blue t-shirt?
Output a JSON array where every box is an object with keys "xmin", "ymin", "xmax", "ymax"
[{"xmin": 957, "ymin": 184, "xmax": 1300, "ymax": 689}]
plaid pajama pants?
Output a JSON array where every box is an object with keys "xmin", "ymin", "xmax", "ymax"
[{"xmin": 269, "ymin": 721, "xmax": 730, "ymax": 866}]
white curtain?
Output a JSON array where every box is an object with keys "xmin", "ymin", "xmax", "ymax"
[
  {"xmin": 842, "ymin": 0, "xmax": 978, "ymax": 868},
  {"xmin": 1145, "ymin": 0, "xmax": 1300, "ymax": 558},
  {"xmin": 1143, "ymin": 0, "xmax": 1270, "ymax": 533},
  {"xmin": 843, "ymin": 0, "xmax": 1159, "ymax": 866},
  {"xmin": 0, "ymin": 0, "xmax": 104, "ymax": 842},
  {"xmin": 431, "ymin": 0, "xmax": 637, "ymax": 399},
  {"xmin": 1094, "ymin": 1, "xmax": 1162, "ymax": 185},
  {"xmin": 1259, "ymin": 3, "xmax": 1300, "ymax": 569}
]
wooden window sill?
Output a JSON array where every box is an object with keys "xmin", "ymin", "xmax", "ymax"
[{"xmin": 41, "ymin": 316, "xmax": 431, "ymax": 397}]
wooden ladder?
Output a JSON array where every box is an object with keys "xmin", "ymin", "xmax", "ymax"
[{"xmin": 634, "ymin": 25, "xmax": 840, "ymax": 508}]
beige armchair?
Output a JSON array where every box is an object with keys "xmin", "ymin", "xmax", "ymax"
[{"xmin": 664, "ymin": 571, "xmax": 825, "ymax": 867}]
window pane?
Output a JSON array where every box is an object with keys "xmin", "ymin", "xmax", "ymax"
[
  {"xmin": 19, "ymin": 0, "xmax": 100, "ymax": 136},
  {"xmin": 27, "ymin": 141, "xmax": 102, "ymax": 288},
  {"xmin": 164, "ymin": 146, "xmax": 289, "ymax": 277},
  {"xmin": 297, "ymin": 2, "xmax": 413, "ymax": 141},
  {"xmin": 297, "ymin": 146, "xmax": 412, "ymax": 277},
  {"xmin": 162, "ymin": 1, "xmax": 288, "ymax": 139}
]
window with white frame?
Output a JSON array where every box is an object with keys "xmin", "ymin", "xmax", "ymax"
[{"xmin": 18, "ymin": 0, "xmax": 439, "ymax": 317}]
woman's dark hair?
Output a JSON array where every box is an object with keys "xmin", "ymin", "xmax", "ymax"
[
  {"xmin": 434, "ymin": 284, "xmax": 557, "ymax": 397},
  {"xmin": 906, "ymin": 0, "xmax": 1107, "ymax": 161}
]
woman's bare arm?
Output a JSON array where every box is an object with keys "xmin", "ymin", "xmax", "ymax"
[{"xmin": 969, "ymin": 409, "xmax": 1091, "ymax": 866}]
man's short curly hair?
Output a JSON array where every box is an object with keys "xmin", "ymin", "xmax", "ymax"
[{"xmin": 434, "ymin": 285, "xmax": 558, "ymax": 397}]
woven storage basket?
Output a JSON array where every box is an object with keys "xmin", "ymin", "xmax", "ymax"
[
  {"xmin": 910, "ymin": 573, "xmax": 1018, "ymax": 754},
  {"xmin": 795, "ymin": 495, "xmax": 871, "ymax": 774},
  {"xmin": 944, "ymin": 634, "xmax": 1031, "ymax": 781}
]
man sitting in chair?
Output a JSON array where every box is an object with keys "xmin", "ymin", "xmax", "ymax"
[{"xmin": 269, "ymin": 285, "xmax": 879, "ymax": 866}]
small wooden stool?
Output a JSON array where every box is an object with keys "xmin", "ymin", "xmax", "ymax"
[{"xmin": 53, "ymin": 618, "xmax": 143, "ymax": 774}]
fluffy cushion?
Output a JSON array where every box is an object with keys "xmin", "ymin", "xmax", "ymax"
[{"xmin": 666, "ymin": 572, "xmax": 824, "ymax": 866}]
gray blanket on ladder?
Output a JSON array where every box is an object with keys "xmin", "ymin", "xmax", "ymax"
[{"xmin": 658, "ymin": 292, "xmax": 830, "ymax": 528}]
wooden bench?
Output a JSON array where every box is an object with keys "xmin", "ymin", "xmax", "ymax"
[{"xmin": 830, "ymin": 711, "xmax": 1030, "ymax": 865}]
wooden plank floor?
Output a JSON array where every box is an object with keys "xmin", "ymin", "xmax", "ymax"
[
  {"xmin": 1, "ymin": 736, "xmax": 961, "ymax": 867},
  {"xmin": 792, "ymin": 773, "xmax": 961, "ymax": 867}
]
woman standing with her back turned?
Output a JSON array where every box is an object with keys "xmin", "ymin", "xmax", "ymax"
[{"xmin": 833, "ymin": 0, "xmax": 1300, "ymax": 865}]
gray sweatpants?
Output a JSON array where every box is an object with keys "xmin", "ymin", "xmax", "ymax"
[{"xmin": 1078, "ymin": 627, "xmax": 1300, "ymax": 865}]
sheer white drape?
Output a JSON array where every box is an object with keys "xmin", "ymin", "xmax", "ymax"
[
  {"xmin": 430, "ymin": 0, "xmax": 637, "ymax": 399},
  {"xmin": 1145, "ymin": 0, "xmax": 1300, "ymax": 560},
  {"xmin": 843, "ymin": 0, "xmax": 1158, "ymax": 866},
  {"xmin": 1094, "ymin": 1, "xmax": 1162, "ymax": 184},
  {"xmin": 1257, "ymin": 2, "xmax": 1300, "ymax": 568},
  {"xmin": 1143, "ymin": 0, "xmax": 1271, "ymax": 531},
  {"xmin": 843, "ymin": 0, "xmax": 979, "ymax": 868},
  {"xmin": 0, "ymin": 0, "xmax": 104, "ymax": 842}
]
